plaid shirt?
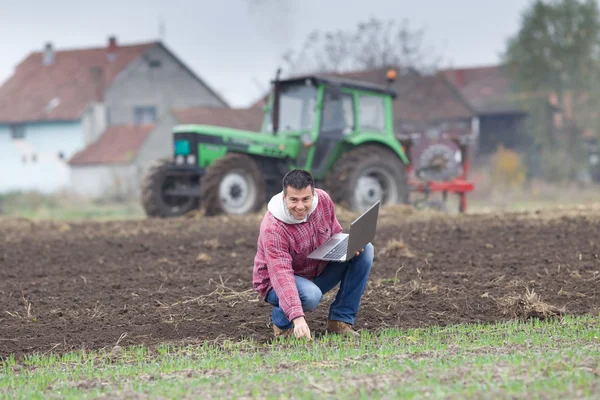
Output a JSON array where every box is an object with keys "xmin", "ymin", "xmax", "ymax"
[{"xmin": 253, "ymin": 188, "xmax": 343, "ymax": 322}]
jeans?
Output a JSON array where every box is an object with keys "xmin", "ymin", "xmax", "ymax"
[{"xmin": 266, "ymin": 242, "xmax": 374, "ymax": 330}]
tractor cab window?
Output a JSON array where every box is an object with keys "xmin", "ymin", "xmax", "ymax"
[
  {"xmin": 265, "ymin": 84, "xmax": 317, "ymax": 133},
  {"xmin": 320, "ymin": 89, "xmax": 354, "ymax": 135},
  {"xmin": 358, "ymin": 95, "xmax": 386, "ymax": 132}
]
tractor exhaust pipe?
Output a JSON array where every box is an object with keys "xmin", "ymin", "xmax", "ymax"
[{"xmin": 271, "ymin": 68, "xmax": 282, "ymax": 133}]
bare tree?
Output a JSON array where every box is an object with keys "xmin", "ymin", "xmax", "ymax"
[{"xmin": 282, "ymin": 17, "xmax": 441, "ymax": 75}]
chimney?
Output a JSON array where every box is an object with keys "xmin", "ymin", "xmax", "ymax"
[
  {"xmin": 43, "ymin": 42, "xmax": 55, "ymax": 65},
  {"xmin": 107, "ymin": 36, "xmax": 118, "ymax": 60},
  {"xmin": 89, "ymin": 66, "xmax": 105, "ymax": 102}
]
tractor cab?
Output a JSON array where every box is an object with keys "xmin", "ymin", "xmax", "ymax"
[
  {"xmin": 260, "ymin": 74, "xmax": 405, "ymax": 179},
  {"xmin": 259, "ymin": 78, "xmax": 318, "ymax": 135}
]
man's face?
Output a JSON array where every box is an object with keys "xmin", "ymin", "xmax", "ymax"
[{"xmin": 283, "ymin": 185, "xmax": 313, "ymax": 220}]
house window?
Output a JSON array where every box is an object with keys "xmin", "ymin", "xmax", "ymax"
[
  {"xmin": 358, "ymin": 95, "xmax": 386, "ymax": 132},
  {"xmin": 133, "ymin": 106, "xmax": 157, "ymax": 124},
  {"xmin": 10, "ymin": 124, "xmax": 25, "ymax": 140}
]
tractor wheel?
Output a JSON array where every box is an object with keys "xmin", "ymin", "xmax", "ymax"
[
  {"xmin": 141, "ymin": 158, "xmax": 200, "ymax": 218},
  {"xmin": 325, "ymin": 145, "xmax": 409, "ymax": 212},
  {"xmin": 200, "ymin": 153, "xmax": 266, "ymax": 216}
]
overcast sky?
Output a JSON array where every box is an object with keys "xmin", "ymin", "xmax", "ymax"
[{"xmin": 0, "ymin": 0, "xmax": 531, "ymax": 107}]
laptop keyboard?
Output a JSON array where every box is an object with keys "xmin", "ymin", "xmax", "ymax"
[{"xmin": 323, "ymin": 237, "xmax": 349, "ymax": 259}]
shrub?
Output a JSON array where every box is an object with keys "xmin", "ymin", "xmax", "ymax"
[{"xmin": 490, "ymin": 145, "xmax": 527, "ymax": 189}]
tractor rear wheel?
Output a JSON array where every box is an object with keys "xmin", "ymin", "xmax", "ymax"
[
  {"xmin": 141, "ymin": 158, "xmax": 200, "ymax": 218},
  {"xmin": 200, "ymin": 153, "xmax": 266, "ymax": 216},
  {"xmin": 325, "ymin": 145, "xmax": 409, "ymax": 212}
]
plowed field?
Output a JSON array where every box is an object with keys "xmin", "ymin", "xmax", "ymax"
[{"xmin": 1, "ymin": 205, "xmax": 599, "ymax": 357}]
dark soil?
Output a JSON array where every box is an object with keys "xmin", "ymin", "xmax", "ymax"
[{"xmin": 1, "ymin": 205, "xmax": 599, "ymax": 357}]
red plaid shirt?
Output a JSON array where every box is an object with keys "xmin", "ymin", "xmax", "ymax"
[{"xmin": 253, "ymin": 188, "xmax": 343, "ymax": 322}]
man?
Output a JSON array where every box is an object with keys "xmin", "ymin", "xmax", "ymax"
[{"xmin": 253, "ymin": 169, "xmax": 374, "ymax": 341}]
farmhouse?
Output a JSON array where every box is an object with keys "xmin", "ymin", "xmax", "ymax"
[{"xmin": 0, "ymin": 36, "xmax": 227, "ymax": 194}]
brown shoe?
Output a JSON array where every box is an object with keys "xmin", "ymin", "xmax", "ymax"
[
  {"xmin": 326, "ymin": 320, "xmax": 360, "ymax": 337},
  {"xmin": 273, "ymin": 324, "xmax": 293, "ymax": 338}
]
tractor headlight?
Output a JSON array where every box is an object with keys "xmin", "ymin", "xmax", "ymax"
[
  {"xmin": 187, "ymin": 155, "xmax": 196, "ymax": 165},
  {"xmin": 175, "ymin": 155, "xmax": 185, "ymax": 165}
]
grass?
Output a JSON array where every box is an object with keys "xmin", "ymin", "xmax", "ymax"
[
  {"xmin": 467, "ymin": 180, "xmax": 600, "ymax": 213},
  {"xmin": 0, "ymin": 191, "xmax": 144, "ymax": 220},
  {"xmin": 1, "ymin": 315, "xmax": 599, "ymax": 399},
  {"xmin": 3, "ymin": 180, "xmax": 600, "ymax": 221}
]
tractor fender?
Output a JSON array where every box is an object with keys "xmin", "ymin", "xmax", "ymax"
[{"xmin": 343, "ymin": 137, "xmax": 410, "ymax": 165}]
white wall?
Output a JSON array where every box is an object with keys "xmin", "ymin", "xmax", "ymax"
[
  {"xmin": 81, "ymin": 103, "xmax": 107, "ymax": 145},
  {"xmin": 135, "ymin": 113, "xmax": 177, "ymax": 172},
  {"xmin": 0, "ymin": 121, "xmax": 83, "ymax": 193},
  {"xmin": 70, "ymin": 164, "xmax": 141, "ymax": 199}
]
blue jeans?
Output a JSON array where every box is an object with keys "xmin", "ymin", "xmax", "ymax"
[{"xmin": 266, "ymin": 242, "xmax": 374, "ymax": 330}]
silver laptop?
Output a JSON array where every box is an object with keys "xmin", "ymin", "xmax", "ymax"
[{"xmin": 307, "ymin": 201, "xmax": 380, "ymax": 262}]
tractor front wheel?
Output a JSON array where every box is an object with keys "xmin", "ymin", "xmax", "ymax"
[
  {"xmin": 141, "ymin": 158, "xmax": 200, "ymax": 218},
  {"xmin": 325, "ymin": 145, "xmax": 409, "ymax": 212},
  {"xmin": 200, "ymin": 153, "xmax": 266, "ymax": 216}
]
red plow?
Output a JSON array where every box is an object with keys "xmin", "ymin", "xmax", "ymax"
[{"xmin": 402, "ymin": 134, "xmax": 475, "ymax": 213}]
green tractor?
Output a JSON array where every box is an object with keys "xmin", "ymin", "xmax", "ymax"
[{"xmin": 141, "ymin": 71, "xmax": 414, "ymax": 218}]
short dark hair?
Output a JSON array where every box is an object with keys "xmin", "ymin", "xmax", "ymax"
[{"xmin": 282, "ymin": 169, "xmax": 314, "ymax": 194}]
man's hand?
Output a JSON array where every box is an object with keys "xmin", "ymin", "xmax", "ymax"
[
  {"xmin": 292, "ymin": 316, "xmax": 312, "ymax": 341},
  {"xmin": 354, "ymin": 248, "xmax": 365, "ymax": 257}
]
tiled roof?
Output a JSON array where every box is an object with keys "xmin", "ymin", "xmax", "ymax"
[
  {"xmin": 173, "ymin": 106, "xmax": 265, "ymax": 131},
  {"xmin": 326, "ymin": 68, "xmax": 474, "ymax": 123},
  {"xmin": 442, "ymin": 65, "xmax": 526, "ymax": 114},
  {"xmin": 68, "ymin": 124, "xmax": 155, "ymax": 165},
  {"xmin": 0, "ymin": 40, "xmax": 156, "ymax": 123},
  {"xmin": 251, "ymin": 67, "xmax": 474, "ymax": 127}
]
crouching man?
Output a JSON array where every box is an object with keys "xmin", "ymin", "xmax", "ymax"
[{"xmin": 252, "ymin": 169, "xmax": 374, "ymax": 341}]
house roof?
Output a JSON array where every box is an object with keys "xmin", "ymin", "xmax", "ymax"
[
  {"xmin": 442, "ymin": 65, "xmax": 526, "ymax": 115},
  {"xmin": 173, "ymin": 106, "xmax": 265, "ymax": 131},
  {"xmin": 252, "ymin": 67, "xmax": 474, "ymax": 128},
  {"xmin": 0, "ymin": 39, "xmax": 156, "ymax": 123},
  {"xmin": 69, "ymin": 124, "xmax": 155, "ymax": 165},
  {"xmin": 334, "ymin": 69, "xmax": 475, "ymax": 123}
]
